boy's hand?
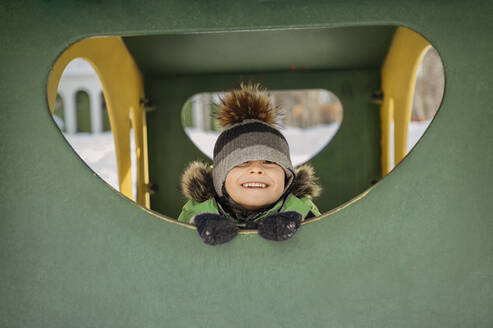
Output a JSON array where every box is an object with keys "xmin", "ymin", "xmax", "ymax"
[
  {"xmin": 193, "ymin": 213, "xmax": 239, "ymax": 246},
  {"xmin": 257, "ymin": 211, "xmax": 302, "ymax": 241}
]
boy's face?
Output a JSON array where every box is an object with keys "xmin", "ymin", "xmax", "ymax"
[{"xmin": 225, "ymin": 160, "xmax": 285, "ymax": 210}]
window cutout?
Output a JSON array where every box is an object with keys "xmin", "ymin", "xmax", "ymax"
[
  {"xmin": 182, "ymin": 89, "xmax": 343, "ymax": 166},
  {"xmin": 47, "ymin": 26, "xmax": 445, "ymax": 223}
]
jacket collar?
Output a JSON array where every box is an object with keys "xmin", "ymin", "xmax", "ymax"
[{"xmin": 180, "ymin": 161, "xmax": 322, "ymax": 203}]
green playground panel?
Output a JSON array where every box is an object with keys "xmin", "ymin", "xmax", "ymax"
[{"xmin": 1, "ymin": 1, "xmax": 492, "ymax": 327}]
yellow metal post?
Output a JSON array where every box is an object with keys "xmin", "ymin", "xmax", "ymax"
[
  {"xmin": 380, "ymin": 27, "xmax": 431, "ymax": 175},
  {"xmin": 47, "ymin": 37, "xmax": 150, "ymax": 208}
]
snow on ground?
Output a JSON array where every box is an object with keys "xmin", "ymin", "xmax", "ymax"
[
  {"xmin": 64, "ymin": 131, "xmax": 137, "ymax": 198},
  {"xmin": 407, "ymin": 120, "xmax": 432, "ymax": 151},
  {"xmin": 389, "ymin": 120, "xmax": 432, "ymax": 168},
  {"xmin": 64, "ymin": 120, "xmax": 432, "ymax": 195}
]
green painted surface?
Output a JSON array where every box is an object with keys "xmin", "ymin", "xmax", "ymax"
[
  {"xmin": 1, "ymin": 1, "xmax": 493, "ymax": 327},
  {"xmin": 146, "ymin": 70, "xmax": 381, "ymax": 217},
  {"xmin": 123, "ymin": 26, "xmax": 396, "ymax": 75}
]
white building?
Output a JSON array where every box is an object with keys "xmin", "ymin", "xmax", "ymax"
[{"xmin": 56, "ymin": 58, "xmax": 107, "ymax": 134}]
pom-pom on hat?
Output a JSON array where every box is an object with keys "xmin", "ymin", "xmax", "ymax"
[{"xmin": 212, "ymin": 83, "xmax": 295, "ymax": 197}]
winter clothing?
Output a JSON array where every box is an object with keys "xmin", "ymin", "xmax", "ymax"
[
  {"xmin": 178, "ymin": 83, "xmax": 322, "ymax": 245},
  {"xmin": 212, "ymin": 84, "xmax": 294, "ymax": 197},
  {"xmin": 257, "ymin": 211, "xmax": 302, "ymax": 241},
  {"xmin": 178, "ymin": 161, "xmax": 321, "ymax": 228},
  {"xmin": 194, "ymin": 213, "xmax": 239, "ymax": 246},
  {"xmin": 213, "ymin": 120, "xmax": 294, "ymax": 198}
]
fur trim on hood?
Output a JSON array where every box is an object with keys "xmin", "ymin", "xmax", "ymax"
[{"xmin": 180, "ymin": 161, "xmax": 321, "ymax": 203}]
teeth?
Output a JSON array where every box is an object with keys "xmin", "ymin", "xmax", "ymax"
[{"xmin": 242, "ymin": 183, "xmax": 267, "ymax": 188}]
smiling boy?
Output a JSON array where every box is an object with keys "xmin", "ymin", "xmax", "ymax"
[
  {"xmin": 178, "ymin": 84, "xmax": 321, "ymax": 245},
  {"xmin": 225, "ymin": 160, "xmax": 285, "ymax": 211}
]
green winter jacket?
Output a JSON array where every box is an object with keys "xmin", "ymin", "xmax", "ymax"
[
  {"xmin": 178, "ymin": 193, "xmax": 320, "ymax": 225},
  {"xmin": 178, "ymin": 161, "xmax": 322, "ymax": 227}
]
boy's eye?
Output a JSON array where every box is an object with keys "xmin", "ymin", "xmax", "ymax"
[
  {"xmin": 263, "ymin": 161, "xmax": 275, "ymax": 165},
  {"xmin": 237, "ymin": 162, "xmax": 250, "ymax": 167}
]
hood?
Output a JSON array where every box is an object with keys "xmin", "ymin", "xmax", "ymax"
[{"xmin": 180, "ymin": 161, "xmax": 322, "ymax": 203}]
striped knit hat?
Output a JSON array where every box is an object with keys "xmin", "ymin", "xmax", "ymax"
[{"xmin": 212, "ymin": 84, "xmax": 294, "ymax": 197}]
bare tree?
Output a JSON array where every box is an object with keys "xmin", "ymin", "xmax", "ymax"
[{"xmin": 412, "ymin": 47, "xmax": 445, "ymax": 121}]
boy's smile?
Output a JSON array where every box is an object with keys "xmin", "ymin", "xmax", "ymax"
[
  {"xmin": 241, "ymin": 182, "xmax": 268, "ymax": 188},
  {"xmin": 225, "ymin": 160, "xmax": 285, "ymax": 210}
]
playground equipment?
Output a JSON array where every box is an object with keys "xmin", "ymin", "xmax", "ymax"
[
  {"xmin": 1, "ymin": 2, "xmax": 492, "ymax": 326},
  {"xmin": 47, "ymin": 25, "xmax": 429, "ymax": 218}
]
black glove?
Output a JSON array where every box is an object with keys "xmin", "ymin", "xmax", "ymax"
[
  {"xmin": 257, "ymin": 211, "xmax": 302, "ymax": 241},
  {"xmin": 194, "ymin": 213, "xmax": 239, "ymax": 246}
]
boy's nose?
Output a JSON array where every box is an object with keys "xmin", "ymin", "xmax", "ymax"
[{"xmin": 248, "ymin": 163, "xmax": 263, "ymax": 174}]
